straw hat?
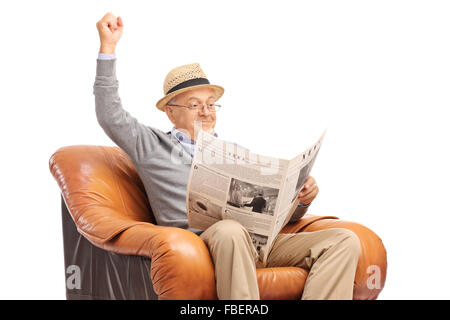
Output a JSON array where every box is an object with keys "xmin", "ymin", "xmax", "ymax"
[{"xmin": 156, "ymin": 63, "xmax": 225, "ymax": 111}]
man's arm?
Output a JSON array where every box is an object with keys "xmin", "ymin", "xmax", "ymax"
[
  {"xmin": 94, "ymin": 58, "xmax": 158, "ymax": 160},
  {"xmin": 94, "ymin": 13, "xmax": 158, "ymax": 161},
  {"xmin": 288, "ymin": 177, "xmax": 318, "ymax": 222},
  {"xmin": 288, "ymin": 203, "xmax": 309, "ymax": 223}
]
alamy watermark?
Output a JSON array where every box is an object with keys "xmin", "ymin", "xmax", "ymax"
[
  {"xmin": 170, "ymin": 121, "xmax": 280, "ymax": 175},
  {"xmin": 366, "ymin": 264, "xmax": 382, "ymax": 290},
  {"xmin": 66, "ymin": 265, "xmax": 81, "ymax": 290}
]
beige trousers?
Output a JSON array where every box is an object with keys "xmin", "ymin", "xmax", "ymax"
[{"xmin": 200, "ymin": 219, "xmax": 361, "ymax": 300}]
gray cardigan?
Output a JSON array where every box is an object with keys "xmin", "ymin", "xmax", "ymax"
[{"xmin": 93, "ymin": 58, "xmax": 307, "ymax": 236}]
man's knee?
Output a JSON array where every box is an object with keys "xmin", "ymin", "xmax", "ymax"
[
  {"xmin": 214, "ymin": 219, "xmax": 247, "ymax": 237},
  {"xmin": 334, "ymin": 228, "xmax": 361, "ymax": 257},
  {"xmin": 208, "ymin": 219, "xmax": 248, "ymax": 244}
]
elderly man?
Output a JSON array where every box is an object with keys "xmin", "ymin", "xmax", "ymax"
[{"xmin": 94, "ymin": 12, "xmax": 361, "ymax": 300}]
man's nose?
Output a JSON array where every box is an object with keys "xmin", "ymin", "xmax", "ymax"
[{"xmin": 198, "ymin": 104, "xmax": 212, "ymax": 116}]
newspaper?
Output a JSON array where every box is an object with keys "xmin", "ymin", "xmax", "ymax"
[{"xmin": 186, "ymin": 128, "xmax": 327, "ymax": 265}]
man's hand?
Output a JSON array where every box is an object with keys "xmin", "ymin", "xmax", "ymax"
[
  {"xmin": 297, "ymin": 175, "xmax": 319, "ymax": 205},
  {"xmin": 96, "ymin": 12, "xmax": 123, "ymax": 54}
]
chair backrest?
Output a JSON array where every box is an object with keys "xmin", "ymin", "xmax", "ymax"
[{"xmin": 49, "ymin": 145, "xmax": 156, "ymax": 245}]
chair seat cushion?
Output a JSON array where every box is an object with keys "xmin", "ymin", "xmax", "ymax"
[{"xmin": 257, "ymin": 267, "xmax": 308, "ymax": 300}]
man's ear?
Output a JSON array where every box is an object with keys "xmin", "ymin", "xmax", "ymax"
[{"xmin": 165, "ymin": 106, "xmax": 176, "ymax": 124}]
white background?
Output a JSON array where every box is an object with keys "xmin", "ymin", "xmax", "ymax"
[{"xmin": 0, "ymin": 0, "xmax": 449, "ymax": 299}]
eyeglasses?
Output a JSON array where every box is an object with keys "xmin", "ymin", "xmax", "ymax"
[{"xmin": 166, "ymin": 102, "xmax": 222, "ymax": 112}]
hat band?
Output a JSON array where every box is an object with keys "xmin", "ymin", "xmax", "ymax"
[{"xmin": 166, "ymin": 77, "xmax": 210, "ymax": 95}]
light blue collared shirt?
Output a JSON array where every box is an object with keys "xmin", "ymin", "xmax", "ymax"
[
  {"xmin": 98, "ymin": 52, "xmax": 116, "ymax": 60},
  {"xmin": 171, "ymin": 127, "xmax": 218, "ymax": 158},
  {"xmin": 97, "ymin": 53, "xmax": 309, "ymax": 208}
]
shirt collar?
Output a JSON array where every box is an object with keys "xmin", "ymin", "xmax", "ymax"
[{"xmin": 171, "ymin": 127, "xmax": 218, "ymax": 145}]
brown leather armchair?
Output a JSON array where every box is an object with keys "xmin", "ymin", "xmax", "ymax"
[{"xmin": 49, "ymin": 145, "xmax": 387, "ymax": 300}]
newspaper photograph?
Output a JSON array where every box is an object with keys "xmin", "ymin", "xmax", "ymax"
[{"xmin": 186, "ymin": 129, "xmax": 327, "ymax": 264}]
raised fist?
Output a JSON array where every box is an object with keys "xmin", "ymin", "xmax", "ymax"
[{"xmin": 96, "ymin": 12, "xmax": 123, "ymax": 54}]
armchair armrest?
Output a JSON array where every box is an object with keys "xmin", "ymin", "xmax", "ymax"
[
  {"xmin": 289, "ymin": 216, "xmax": 387, "ymax": 300},
  {"xmin": 103, "ymin": 223, "xmax": 217, "ymax": 300}
]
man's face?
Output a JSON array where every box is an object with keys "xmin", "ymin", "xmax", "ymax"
[{"xmin": 164, "ymin": 87, "xmax": 218, "ymax": 140}]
